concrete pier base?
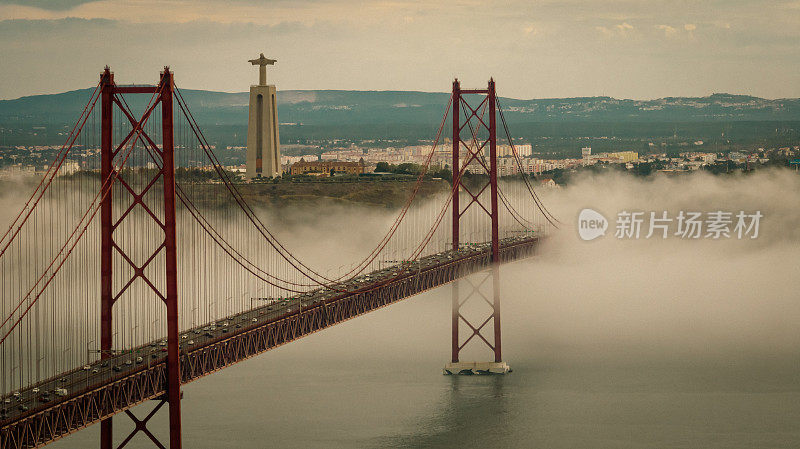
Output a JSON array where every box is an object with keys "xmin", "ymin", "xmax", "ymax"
[{"xmin": 443, "ymin": 361, "xmax": 511, "ymax": 375}]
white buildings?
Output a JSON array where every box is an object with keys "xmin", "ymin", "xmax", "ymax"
[
  {"xmin": 495, "ymin": 144, "xmax": 532, "ymax": 158},
  {"xmin": 581, "ymin": 147, "xmax": 592, "ymax": 165},
  {"xmin": 513, "ymin": 144, "xmax": 532, "ymax": 157},
  {"xmin": 494, "ymin": 157, "xmax": 546, "ymax": 176},
  {"xmin": 305, "ymin": 142, "xmax": 542, "ymax": 175},
  {"xmin": 60, "ymin": 161, "xmax": 80, "ymax": 175},
  {"xmin": 281, "ymin": 154, "xmax": 319, "ymax": 165}
]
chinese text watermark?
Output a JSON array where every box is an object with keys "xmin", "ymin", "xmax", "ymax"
[{"xmin": 578, "ymin": 209, "xmax": 762, "ymax": 241}]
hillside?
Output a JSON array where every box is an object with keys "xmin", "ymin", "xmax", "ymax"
[
  {"xmin": 2, "ymin": 89, "xmax": 800, "ymax": 127},
  {"xmin": 170, "ymin": 179, "xmax": 448, "ymax": 209},
  {"xmin": 2, "ymin": 88, "xmax": 800, "ymax": 150}
]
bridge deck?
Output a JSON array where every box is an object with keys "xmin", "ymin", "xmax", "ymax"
[{"xmin": 0, "ymin": 236, "xmax": 538, "ymax": 449}]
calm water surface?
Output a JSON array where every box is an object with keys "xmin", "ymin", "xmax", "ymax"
[{"xmin": 51, "ymin": 301, "xmax": 800, "ymax": 447}]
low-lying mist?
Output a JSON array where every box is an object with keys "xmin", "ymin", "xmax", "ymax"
[
  {"xmin": 8, "ymin": 168, "xmax": 800, "ymax": 449},
  {"xmin": 2, "ymin": 168, "xmax": 799, "ymax": 368},
  {"xmin": 247, "ymin": 168, "xmax": 800, "ymax": 368},
  {"xmin": 506, "ymin": 168, "xmax": 800, "ymax": 364}
]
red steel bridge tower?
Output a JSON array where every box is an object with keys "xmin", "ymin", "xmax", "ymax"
[
  {"xmin": 445, "ymin": 79, "xmax": 508, "ymax": 375},
  {"xmin": 99, "ymin": 67, "xmax": 182, "ymax": 449},
  {"xmin": 0, "ymin": 69, "xmax": 550, "ymax": 447}
]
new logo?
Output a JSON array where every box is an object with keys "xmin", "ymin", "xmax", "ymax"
[{"xmin": 578, "ymin": 208, "xmax": 608, "ymax": 241}]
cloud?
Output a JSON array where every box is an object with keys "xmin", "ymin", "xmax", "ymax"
[
  {"xmin": 616, "ymin": 22, "xmax": 634, "ymax": 33},
  {"xmin": 596, "ymin": 21, "xmax": 634, "ymax": 38},
  {"xmin": 595, "ymin": 25, "xmax": 613, "ymax": 36},
  {"xmin": 0, "ymin": 0, "xmax": 352, "ymax": 25},
  {"xmin": 0, "ymin": 0, "xmax": 464, "ymax": 25},
  {"xmin": 1, "ymin": 0, "xmax": 800, "ymax": 100},
  {"xmin": 684, "ymin": 23, "xmax": 697, "ymax": 31},
  {"xmin": 510, "ymin": 168, "xmax": 800, "ymax": 361},
  {"xmin": 0, "ymin": 0, "xmax": 91, "ymax": 11},
  {"xmin": 656, "ymin": 24, "xmax": 677, "ymax": 37}
]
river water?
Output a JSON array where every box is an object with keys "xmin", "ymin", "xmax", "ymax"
[
  {"xmin": 51, "ymin": 171, "xmax": 800, "ymax": 448},
  {"xmin": 52, "ymin": 255, "xmax": 800, "ymax": 448}
]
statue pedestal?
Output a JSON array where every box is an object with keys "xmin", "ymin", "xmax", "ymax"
[{"xmin": 246, "ymin": 84, "xmax": 280, "ymax": 179}]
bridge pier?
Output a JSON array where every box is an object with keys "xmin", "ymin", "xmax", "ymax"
[
  {"xmin": 444, "ymin": 265, "xmax": 509, "ymax": 375},
  {"xmin": 443, "ymin": 361, "xmax": 510, "ymax": 375},
  {"xmin": 446, "ymin": 79, "xmax": 509, "ymax": 375}
]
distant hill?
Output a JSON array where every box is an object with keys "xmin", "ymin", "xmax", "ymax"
[
  {"xmin": 2, "ymin": 88, "xmax": 800, "ymax": 149},
  {"xmin": 2, "ymin": 88, "xmax": 800, "ymax": 127}
]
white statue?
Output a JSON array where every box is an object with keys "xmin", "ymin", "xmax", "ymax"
[{"xmin": 248, "ymin": 53, "xmax": 276, "ymax": 86}]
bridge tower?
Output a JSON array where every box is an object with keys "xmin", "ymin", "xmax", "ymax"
[
  {"xmin": 99, "ymin": 67, "xmax": 182, "ymax": 448},
  {"xmin": 445, "ymin": 79, "xmax": 509, "ymax": 375}
]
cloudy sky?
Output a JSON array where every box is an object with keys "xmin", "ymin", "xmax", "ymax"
[{"xmin": 0, "ymin": 0, "xmax": 798, "ymax": 100}]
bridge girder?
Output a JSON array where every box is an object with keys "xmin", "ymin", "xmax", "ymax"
[{"xmin": 0, "ymin": 239, "xmax": 537, "ymax": 449}]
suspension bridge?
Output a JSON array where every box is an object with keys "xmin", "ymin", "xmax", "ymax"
[{"xmin": 0, "ymin": 67, "xmax": 559, "ymax": 449}]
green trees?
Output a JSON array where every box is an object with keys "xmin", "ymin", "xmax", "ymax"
[
  {"xmin": 373, "ymin": 161, "xmax": 419, "ymax": 174},
  {"xmin": 372, "ymin": 161, "xmax": 451, "ymax": 182}
]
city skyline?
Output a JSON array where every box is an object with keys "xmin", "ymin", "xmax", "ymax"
[{"xmin": 0, "ymin": 0, "xmax": 799, "ymax": 100}]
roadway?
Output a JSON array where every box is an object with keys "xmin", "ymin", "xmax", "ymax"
[
  {"xmin": 0, "ymin": 235, "xmax": 538, "ymax": 448},
  {"xmin": 1, "ymin": 237, "xmax": 531, "ymax": 421}
]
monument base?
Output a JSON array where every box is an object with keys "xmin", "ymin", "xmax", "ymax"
[
  {"xmin": 245, "ymin": 84, "xmax": 280, "ymax": 180},
  {"xmin": 443, "ymin": 361, "xmax": 511, "ymax": 375}
]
